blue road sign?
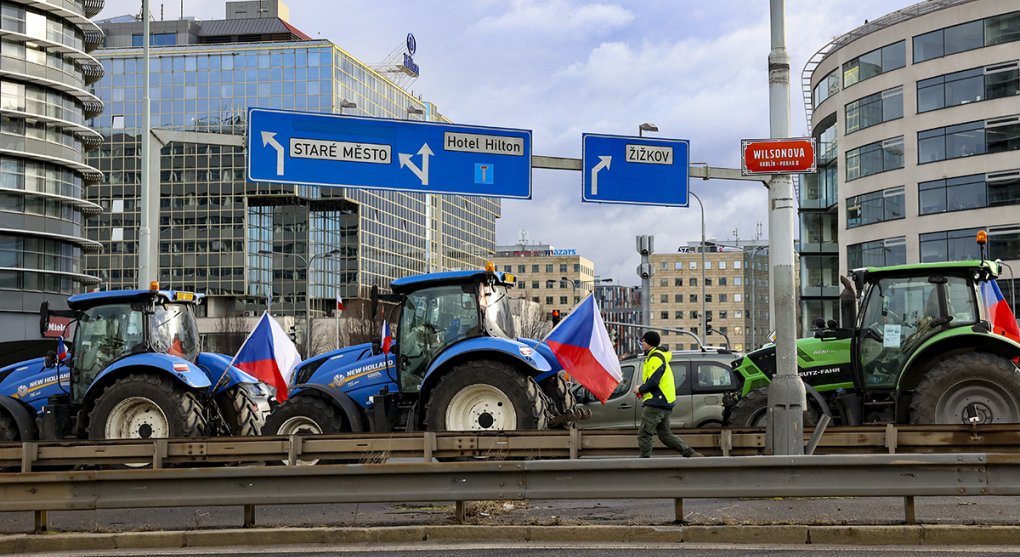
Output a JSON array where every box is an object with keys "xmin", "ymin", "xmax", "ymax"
[
  {"xmin": 582, "ymin": 134, "xmax": 689, "ymax": 207},
  {"xmin": 247, "ymin": 108, "xmax": 532, "ymax": 199}
]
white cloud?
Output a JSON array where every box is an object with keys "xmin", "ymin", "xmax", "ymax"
[{"xmin": 473, "ymin": 0, "xmax": 634, "ymax": 39}]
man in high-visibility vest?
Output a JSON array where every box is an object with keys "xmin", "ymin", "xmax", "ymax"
[{"xmin": 632, "ymin": 331, "xmax": 703, "ymax": 458}]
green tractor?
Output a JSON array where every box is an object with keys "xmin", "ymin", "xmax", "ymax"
[{"xmin": 727, "ymin": 259, "xmax": 1020, "ymax": 426}]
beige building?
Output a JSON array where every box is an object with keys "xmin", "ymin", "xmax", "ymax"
[
  {"xmin": 649, "ymin": 240, "xmax": 769, "ymax": 353},
  {"xmin": 800, "ymin": 0, "xmax": 1020, "ymax": 333},
  {"xmin": 493, "ymin": 245, "xmax": 596, "ymax": 320}
]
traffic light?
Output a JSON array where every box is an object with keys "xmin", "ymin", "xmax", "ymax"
[
  {"xmin": 551, "ymin": 309, "xmax": 561, "ymax": 326},
  {"xmin": 705, "ymin": 314, "xmax": 713, "ymax": 335}
]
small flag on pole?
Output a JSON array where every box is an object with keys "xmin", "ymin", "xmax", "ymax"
[
  {"xmin": 381, "ymin": 320, "xmax": 393, "ymax": 354},
  {"xmin": 544, "ymin": 294, "xmax": 623, "ymax": 403},
  {"xmin": 336, "ymin": 293, "xmax": 344, "ymax": 312},
  {"xmin": 56, "ymin": 336, "xmax": 68, "ymax": 361}
]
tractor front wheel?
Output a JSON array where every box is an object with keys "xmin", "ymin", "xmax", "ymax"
[
  {"xmin": 89, "ymin": 374, "xmax": 206, "ymax": 441},
  {"xmin": 910, "ymin": 353, "xmax": 1020, "ymax": 424},
  {"xmin": 264, "ymin": 396, "xmax": 347, "ymax": 465},
  {"xmin": 218, "ymin": 384, "xmax": 268, "ymax": 436},
  {"xmin": 727, "ymin": 386, "xmax": 819, "ymax": 427},
  {"xmin": 426, "ymin": 361, "xmax": 547, "ymax": 431}
]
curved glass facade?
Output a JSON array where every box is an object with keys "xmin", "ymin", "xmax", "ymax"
[{"xmin": 0, "ymin": 0, "xmax": 104, "ymax": 340}]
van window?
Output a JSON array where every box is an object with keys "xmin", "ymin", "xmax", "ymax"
[
  {"xmin": 672, "ymin": 361, "xmax": 689, "ymax": 394},
  {"xmin": 694, "ymin": 362, "xmax": 735, "ymax": 389},
  {"xmin": 607, "ymin": 364, "xmax": 635, "ymax": 399}
]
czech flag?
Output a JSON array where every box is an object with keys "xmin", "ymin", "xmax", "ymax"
[
  {"xmin": 544, "ymin": 294, "xmax": 623, "ymax": 403},
  {"xmin": 381, "ymin": 320, "xmax": 393, "ymax": 354},
  {"xmin": 56, "ymin": 335, "xmax": 68, "ymax": 361},
  {"xmin": 232, "ymin": 312, "xmax": 302, "ymax": 402},
  {"xmin": 980, "ymin": 280, "xmax": 1020, "ymax": 343},
  {"xmin": 336, "ymin": 293, "xmax": 344, "ymax": 312}
]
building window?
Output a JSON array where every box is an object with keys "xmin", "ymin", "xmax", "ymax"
[
  {"xmin": 689, "ymin": 278, "xmax": 697, "ymax": 287},
  {"xmin": 660, "ymin": 294, "xmax": 669, "ymax": 303},
  {"xmin": 661, "ymin": 311, "xmax": 669, "ymax": 320},
  {"xmin": 917, "ymin": 63, "xmax": 1019, "ymax": 113},
  {"xmin": 918, "ymin": 117, "xmax": 1020, "ymax": 164},
  {"xmin": 689, "ymin": 261, "xmax": 697, "ymax": 270},
  {"xmin": 704, "ymin": 278, "xmax": 712, "ymax": 287},
  {"xmin": 719, "ymin": 277, "xmax": 727, "ymax": 286},
  {"xmin": 689, "ymin": 294, "xmax": 697, "ymax": 303},
  {"xmin": 735, "ymin": 310, "xmax": 743, "ymax": 319},
  {"xmin": 720, "ymin": 310, "xmax": 728, "ymax": 319},
  {"xmin": 846, "ymin": 186, "xmax": 905, "ymax": 228},
  {"xmin": 531, "ymin": 281, "xmax": 539, "ymax": 289},
  {"xmin": 734, "ymin": 294, "xmax": 743, "ymax": 302},
  {"xmin": 560, "ymin": 296, "xmax": 568, "ymax": 304},
  {"xmin": 674, "ymin": 294, "xmax": 683, "ymax": 303},
  {"xmin": 661, "ymin": 261, "xmax": 668, "ymax": 270},
  {"xmin": 517, "ymin": 265, "xmax": 525, "ymax": 273},
  {"xmin": 846, "ymin": 137, "xmax": 904, "ymax": 181},
  {"xmin": 674, "ymin": 261, "xmax": 683, "ymax": 270},
  {"xmin": 921, "ymin": 226, "xmax": 1020, "ymax": 262},
  {"xmin": 705, "ymin": 294, "xmax": 713, "ymax": 303},
  {"xmin": 843, "ymin": 40, "xmax": 905, "ymax": 87},
  {"xmin": 719, "ymin": 261, "xmax": 726, "ymax": 270},
  {"xmin": 691, "ymin": 310, "xmax": 699, "ymax": 319},
  {"xmin": 532, "ymin": 264, "xmax": 539, "ymax": 273},
  {"xmin": 503, "ymin": 265, "xmax": 512, "ymax": 272},
  {"xmin": 545, "ymin": 296, "xmax": 553, "ymax": 304},
  {"xmin": 734, "ymin": 261, "xmax": 741, "ymax": 270},
  {"xmin": 131, "ymin": 32, "xmax": 177, "ymax": 46},
  {"xmin": 913, "ymin": 11, "xmax": 1020, "ymax": 64},
  {"xmin": 659, "ymin": 277, "xmax": 668, "ymax": 287},
  {"xmin": 559, "ymin": 263, "xmax": 567, "ymax": 273},
  {"xmin": 814, "ymin": 67, "xmax": 840, "ymax": 107},
  {"xmin": 674, "ymin": 277, "xmax": 683, "ymax": 287},
  {"xmin": 675, "ymin": 310, "xmax": 684, "ymax": 320},
  {"xmin": 845, "ymin": 86, "xmax": 903, "ymax": 134},
  {"xmin": 847, "ymin": 237, "xmax": 907, "ymax": 268},
  {"xmin": 734, "ymin": 277, "xmax": 742, "ymax": 286},
  {"xmin": 918, "ymin": 172, "xmax": 1020, "ymax": 215},
  {"xmin": 545, "ymin": 264, "xmax": 553, "ymax": 272},
  {"xmin": 720, "ymin": 294, "xmax": 728, "ymax": 302}
]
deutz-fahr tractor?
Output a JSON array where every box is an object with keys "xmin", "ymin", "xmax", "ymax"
[
  {"xmin": 727, "ymin": 259, "xmax": 1020, "ymax": 426},
  {"xmin": 0, "ymin": 286, "xmax": 270, "ymax": 443},
  {"xmin": 265, "ymin": 265, "xmax": 585, "ymax": 437}
]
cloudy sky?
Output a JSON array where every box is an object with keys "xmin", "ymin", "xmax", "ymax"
[{"xmin": 100, "ymin": 0, "xmax": 917, "ymax": 285}]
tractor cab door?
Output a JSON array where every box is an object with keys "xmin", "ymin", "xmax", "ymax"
[
  {"xmin": 72, "ymin": 303, "xmax": 145, "ymax": 401},
  {"xmin": 396, "ymin": 284, "xmax": 480, "ymax": 392},
  {"xmin": 855, "ymin": 275, "xmax": 977, "ymax": 388}
]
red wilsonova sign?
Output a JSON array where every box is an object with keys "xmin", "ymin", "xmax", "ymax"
[{"xmin": 741, "ymin": 138, "xmax": 816, "ymax": 175}]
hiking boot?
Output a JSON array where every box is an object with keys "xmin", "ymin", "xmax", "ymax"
[{"xmin": 684, "ymin": 451, "xmax": 705, "ymax": 458}]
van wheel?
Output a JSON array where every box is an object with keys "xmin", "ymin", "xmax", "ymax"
[{"xmin": 910, "ymin": 353, "xmax": 1020, "ymax": 424}]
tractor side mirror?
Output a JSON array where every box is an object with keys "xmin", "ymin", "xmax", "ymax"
[
  {"xmin": 813, "ymin": 318, "xmax": 826, "ymax": 330},
  {"xmin": 44, "ymin": 351, "xmax": 56, "ymax": 369},
  {"xmin": 371, "ymin": 339, "xmax": 381, "ymax": 356},
  {"xmin": 370, "ymin": 285, "xmax": 379, "ymax": 320},
  {"xmin": 839, "ymin": 275, "xmax": 858, "ymax": 328}
]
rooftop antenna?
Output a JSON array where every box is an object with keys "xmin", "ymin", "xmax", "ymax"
[
  {"xmin": 517, "ymin": 229, "xmax": 529, "ymax": 251},
  {"xmin": 160, "ymin": 3, "xmax": 164, "ymax": 20}
]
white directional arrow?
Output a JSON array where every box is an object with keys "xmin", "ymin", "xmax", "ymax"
[
  {"xmin": 261, "ymin": 131, "xmax": 285, "ymax": 175},
  {"xmin": 398, "ymin": 143, "xmax": 434, "ymax": 186},
  {"xmin": 590, "ymin": 155, "xmax": 612, "ymax": 195}
]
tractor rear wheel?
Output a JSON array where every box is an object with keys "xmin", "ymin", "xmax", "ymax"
[
  {"xmin": 910, "ymin": 352, "xmax": 1020, "ymax": 424},
  {"xmin": 540, "ymin": 373, "xmax": 578, "ymax": 428},
  {"xmin": 218, "ymin": 384, "xmax": 267, "ymax": 436},
  {"xmin": 727, "ymin": 386, "xmax": 819, "ymax": 427},
  {"xmin": 89, "ymin": 374, "xmax": 206, "ymax": 441},
  {"xmin": 0, "ymin": 413, "xmax": 16, "ymax": 442},
  {"xmin": 264, "ymin": 396, "xmax": 347, "ymax": 465},
  {"xmin": 426, "ymin": 360, "xmax": 547, "ymax": 432}
]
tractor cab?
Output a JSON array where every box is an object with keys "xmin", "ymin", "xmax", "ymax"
[
  {"xmin": 64, "ymin": 287, "xmax": 202, "ymax": 401},
  {"xmin": 389, "ymin": 266, "xmax": 518, "ymax": 392}
]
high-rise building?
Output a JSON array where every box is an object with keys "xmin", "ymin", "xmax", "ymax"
[
  {"xmin": 594, "ymin": 283, "xmax": 641, "ymax": 356},
  {"xmin": 492, "ymin": 244, "xmax": 597, "ymax": 321},
  {"xmin": 649, "ymin": 239, "xmax": 769, "ymax": 353},
  {"xmin": 800, "ymin": 0, "xmax": 1020, "ymax": 334},
  {"xmin": 87, "ymin": 1, "xmax": 500, "ymax": 336},
  {"xmin": 0, "ymin": 0, "xmax": 105, "ymax": 348}
]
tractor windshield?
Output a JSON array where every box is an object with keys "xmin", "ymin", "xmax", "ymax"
[
  {"xmin": 480, "ymin": 282, "xmax": 517, "ymax": 339},
  {"xmin": 857, "ymin": 275, "xmax": 977, "ymax": 387},
  {"xmin": 150, "ymin": 302, "xmax": 200, "ymax": 361}
]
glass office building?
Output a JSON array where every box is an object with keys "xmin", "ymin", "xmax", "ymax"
[
  {"xmin": 800, "ymin": 0, "xmax": 1020, "ymax": 334},
  {"xmin": 0, "ymin": 0, "xmax": 105, "ymax": 343},
  {"xmin": 88, "ymin": 4, "xmax": 500, "ymax": 325}
]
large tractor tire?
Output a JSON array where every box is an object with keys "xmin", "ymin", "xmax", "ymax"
[
  {"xmin": 540, "ymin": 373, "xmax": 580, "ymax": 428},
  {"xmin": 89, "ymin": 374, "xmax": 206, "ymax": 441},
  {"xmin": 0, "ymin": 413, "xmax": 16, "ymax": 442},
  {"xmin": 263, "ymin": 396, "xmax": 347, "ymax": 466},
  {"xmin": 727, "ymin": 386, "xmax": 819, "ymax": 427},
  {"xmin": 910, "ymin": 352, "xmax": 1020, "ymax": 424},
  {"xmin": 425, "ymin": 360, "xmax": 548, "ymax": 431},
  {"xmin": 217, "ymin": 384, "xmax": 267, "ymax": 436}
]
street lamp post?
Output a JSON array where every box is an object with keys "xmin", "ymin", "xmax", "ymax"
[
  {"xmin": 638, "ymin": 123, "xmax": 658, "ymax": 137},
  {"xmin": 689, "ymin": 192, "xmax": 707, "ymax": 344},
  {"xmin": 258, "ymin": 248, "xmax": 341, "ymax": 356}
]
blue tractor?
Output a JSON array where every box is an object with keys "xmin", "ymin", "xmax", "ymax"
[
  {"xmin": 0, "ymin": 287, "xmax": 270, "ymax": 443},
  {"xmin": 265, "ymin": 267, "xmax": 586, "ymax": 437}
]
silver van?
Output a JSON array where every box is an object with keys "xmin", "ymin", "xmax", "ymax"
[{"xmin": 574, "ymin": 349, "xmax": 740, "ymax": 429}]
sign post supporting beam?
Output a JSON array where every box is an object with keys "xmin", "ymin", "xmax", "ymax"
[{"xmin": 765, "ymin": 0, "xmax": 807, "ymax": 456}]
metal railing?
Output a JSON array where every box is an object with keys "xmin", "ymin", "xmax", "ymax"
[
  {"xmin": 3, "ymin": 452, "xmax": 1019, "ymax": 531},
  {"xmin": 4, "ymin": 423, "xmax": 1020, "ymax": 471}
]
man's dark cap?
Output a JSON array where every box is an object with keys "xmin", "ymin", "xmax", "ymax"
[{"xmin": 641, "ymin": 331, "xmax": 660, "ymax": 347}]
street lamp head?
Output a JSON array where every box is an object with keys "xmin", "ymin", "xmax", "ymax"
[
  {"xmin": 326, "ymin": 249, "xmax": 342, "ymax": 256},
  {"xmin": 257, "ymin": 249, "xmax": 273, "ymax": 255},
  {"xmin": 339, "ymin": 99, "xmax": 356, "ymax": 109},
  {"xmin": 639, "ymin": 123, "xmax": 658, "ymax": 133}
]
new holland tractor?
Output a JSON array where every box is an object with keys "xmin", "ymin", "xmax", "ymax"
[
  {"xmin": 264, "ymin": 264, "xmax": 585, "ymax": 437},
  {"xmin": 0, "ymin": 286, "xmax": 270, "ymax": 443},
  {"xmin": 726, "ymin": 259, "xmax": 1020, "ymax": 426}
]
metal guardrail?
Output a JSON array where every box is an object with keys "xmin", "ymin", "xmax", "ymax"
[
  {"xmin": 3, "ymin": 453, "xmax": 1019, "ymax": 531},
  {"xmin": 3, "ymin": 424, "xmax": 1020, "ymax": 470}
]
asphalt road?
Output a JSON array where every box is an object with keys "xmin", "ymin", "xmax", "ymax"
[
  {"xmin": 2, "ymin": 496, "xmax": 1018, "ymax": 534},
  {"xmin": 18, "ymin": 543, "xmax": 1020, "ymax": 557}
]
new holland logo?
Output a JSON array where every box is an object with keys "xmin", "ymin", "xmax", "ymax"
[{"xmin": 17, "ymin": 385, "xmax": 27, "ymax": 396}]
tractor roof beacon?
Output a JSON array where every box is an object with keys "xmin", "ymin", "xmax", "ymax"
[
  {"xmin": 265, "ymin": 264, "xmax": 586, "ymax": 450},
  {"xmin": 727, "ymin": 257, "xmax": 1020, "ymax": 427},
  {"xmin": 0, "ymin": 285, "xmax": 270, "ymax": 445}
]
